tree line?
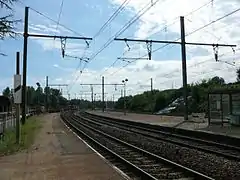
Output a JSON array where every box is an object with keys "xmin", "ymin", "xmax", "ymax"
[
  {"xmin": 114, "ymin": 70, "xmax": 240, "ymax": 115},
  {"xmin": 2, "ymin": 86, "xmax": 68, "ymax": 112}
]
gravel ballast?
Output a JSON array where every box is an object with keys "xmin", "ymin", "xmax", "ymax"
[{"xmin": 78, "ymin": 118, "xmax": 240, "ymax": 180}]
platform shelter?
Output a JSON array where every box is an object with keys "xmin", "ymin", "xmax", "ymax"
[{"xmin": 208, "ymin": 88, "xmax": 240, "ymax": 126}]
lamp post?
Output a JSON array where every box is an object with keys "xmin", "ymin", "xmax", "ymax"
[
  {"xmin": 36, "ymin": 82, "xmax": 41, "ymax": 114},
  {"xmin": 94, "ymin": 93, "xmax": 96, "ymax": 110},
  {"xmin": 122, "ymin": 78, "xmax": 128, "ymax": 115}
]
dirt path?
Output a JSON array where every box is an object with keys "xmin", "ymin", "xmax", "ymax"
[{"xmin": 0, "ymin": 113, "xmax": 125, "ymax": 180}]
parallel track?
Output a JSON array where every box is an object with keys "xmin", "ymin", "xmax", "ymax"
[
  {"xmin": 81, "ymin": 112, "xmax": 240, "ymax": 161},
  {"xmin": 61, "ymin": 111, "xmax": 213, "ymax": 180}
]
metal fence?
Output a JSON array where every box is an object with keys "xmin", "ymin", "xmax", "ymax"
[{"xmin": 0, "ymin": 112, "xmax": 16, "ymax": 137}]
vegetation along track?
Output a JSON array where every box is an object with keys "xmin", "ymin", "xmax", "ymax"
[
  {"xmin": 61, "ymin": 111, "xmax": 213, "ymax": 180},
  {"xmin": 81, "ymin": 112, "xmax": 240, "ymax": 161}
]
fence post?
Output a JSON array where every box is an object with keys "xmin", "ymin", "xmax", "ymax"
[{"xmin": 2, "ymin": 114, "xmax": 6, "ymax": 141}]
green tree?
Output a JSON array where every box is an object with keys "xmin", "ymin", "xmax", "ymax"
[
  {"xmin": 154, "ymin": 94, "xmax": 167, "ymax": 112},
  {"xmin": 0, "ymin": 0, "xmax": 19, "ymax": 55},
  {"xmin": 237, "ymin": 68, "xmax": 240, "ymax": 82},
  {"xmin": 208, "ymin": 76, "xmax": 225, "ymax": 85},
  {"xmin": 130, "ymin": 94, "xmax": 148, "ymax": 112},
  {"xmin": 26, "ymin": 86, "xmax": 35, "ymax": 106},
  {"xmin": 2, "ymin": 86, "xmax": 10, "ymax": 97}
]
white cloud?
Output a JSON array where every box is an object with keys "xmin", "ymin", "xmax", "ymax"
[
  {"xmin": 28, "ymin": 23, "xmax": 91, "ymax": 56},
  {"xmin": 53, "ymin": 64, "xmax": 74, "ymax": 72},
  {"xmin": 55, "ymin": 78, "xmax": 63, "ymax": 82},
  {"xmin": 0, "ymin": 78, "xmax": 13, "ymax": 94},
  {"xmin": 28, "ymin": 24, "xmax": 72, "ymax": 35}
]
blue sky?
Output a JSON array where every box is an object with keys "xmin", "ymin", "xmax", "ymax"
[{"xmin": 1, "ymin": 0, "xmax": 240, "ymax": 99}]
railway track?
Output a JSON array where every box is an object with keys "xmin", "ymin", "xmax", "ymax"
[
  {"xmin": 61, "ymin": 111, "xmax": 213, "ymax": 180},
  {"xmin": 80, "ymin": 112, "xmax": 240, "ymax": 161}
]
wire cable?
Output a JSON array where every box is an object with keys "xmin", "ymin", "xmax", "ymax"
[
  {"xmin": 104, "ymin": 0, "xmax": 215, "ymax": 76},
  {"xmin": 186, "ymin": 7, "xmax": 240, "ymax": 37},
  {"xmin": 67, "ymin": 0, "xmax": 132, "ymax": 92},
  {"xmin": 26, "ymin": 5, "xmax": 84, "ymax": 36},
  {"xmin": 79, "ymin": 0, "xmax": 131, "ymax": 60},
  {"xmin": 93, "ymin": 0, "xmax": 131, "ymax": 39},
  {"xmin": 86, "ymin": 0, "xmax": 162, "ymax": 66},
  {"xmin": 109, "ymin": 6, "xmax": 240, "ymax": 76},
  {"xmin": 55, "ymin": 0, "xmax": 65, "ymax": 33},
  {"xmin": 155, "ymin": 48, "xmax": 240, "ymax": 85},
  {"xmin": 68, "ymin": 0, "xmax": 163, "ymax": 91}
]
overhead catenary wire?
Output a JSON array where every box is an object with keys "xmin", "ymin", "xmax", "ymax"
[
  {"xmin": 24, "ymin": 4, "xmax": 84, "ymax": 36},
  {"xmin": 93, "ymin": 0, "xmax": 131, "ymax": 39},
  {"xmin": 82, "ymin": 0, "xmax": 163, "ymax": 69},
  {"xmin": 109, "ymin": 6, "xmax": 240, "ymax": 76},
  {"xmin": 79, "ymin": 0, "xmax": 163, "ymax": 78},
  {"xmin": 154, "ymin": 47, "xmax": 240, "ymax": 85},
  {"xmin": 78, "ymin": 0, "xmax": 131, "ymax": 60},
  {"xmin": 69, "ymin": 0, "xmax": 163, "ymax": 91},
  {"xmin": 67, "ymin": 0, "xmax": 131, "ymax": 92},
  {"xmin": 186, "ymin": 7, "xmax": 240, "ymax": 37},
  {"xmin": 121, "ymin": 46, "xmax": 240, "ymax": 86},
  {"xmin": 126, "ymin": 53, "xmax": 240, "ymax": 95},
  {"xmin": 110, "ymin": 45, "xmax": 240, "ymax": 93},
  {"xmin": 18, "ymin": 1, "xmax": 92, "ymax": 97},
  {"xmin": 102, "ymin": 0, "xmax": 216, "ymax": 76},
  {"xmin": 55, "ymin": 0, "xmax": 65, "ymax": 33}
]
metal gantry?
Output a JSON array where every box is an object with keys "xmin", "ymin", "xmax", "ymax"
[
  {"xmin": 80, "ymin": 77, "xmax": 124, "ymax": 112},
  {"xmin": 21, "ymin": 7, "xmax": 93, "ymax": 124}
]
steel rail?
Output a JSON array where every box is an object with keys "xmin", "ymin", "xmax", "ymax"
[
  {"xmin": 81, "ymin": 112, "xmax": 240, "ymax": 161},
  {"xmin": 61, "ymin": 112, "xmax": 158, "ymax": 179}
]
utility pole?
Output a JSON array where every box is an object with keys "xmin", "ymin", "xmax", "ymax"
[
  {"xmin": 122, "ymin": 78, "xmax": 128, "ymax": 115},
  {"xmin": 150, "ymin": 78, "xmax": 154, "ymax": 114},
  {"xmin": 124, "ymin": 83, "xmax": 126, "ymax": 115},
  {"xmin": 102, "ymin": 76, "xmax": 105, "ymax": 112},
  {"xmin": 114, "ymin": 16, "xmax": 236, "ymax": 121},
  {"xmin": 94, "ymin": 93, "xmax": 96, "ymax": 110},
  {"xmin": 91, "ymin": 85, "xmax": 94, "ymax": 110},
  {"xmin": 45, "ymin": 76, "xmax": 48, "ymax": 112},
  {"xmin": 180, "ymin": 16, "xmax": 188, "ymax": 120},
  {"xmin": 15, "ymin": 52, "xmax": 21, "ymax": 144},
  {"xmin": 113, "ymin": 94, "xmax": 115, "ymax": 110},
  {"xmin": 22, "ymin": 7, "xmax": 29, "ymax": 125},
  {"xmin": 150, "ymin": 78, "xmax": 153, "ymax": 92},
  {"xmin": 80, "ymin": 82, "xmax": 124, "ymax": 111},
  {"xmin": 21, "ymin": 6, "xmax": 92, "ymax": 124}
]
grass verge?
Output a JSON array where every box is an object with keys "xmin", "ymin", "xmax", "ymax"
[{"xmin": 0, "ymin": 116, "xmax": 42, "ymax": 156}]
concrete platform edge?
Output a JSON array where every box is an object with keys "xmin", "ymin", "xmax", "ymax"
[{"xmin": 86, "ymin": 111, "xmax": 240, "ymax": 144}]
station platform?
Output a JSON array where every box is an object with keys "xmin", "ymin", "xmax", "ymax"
[
  {"xmin": 87, "ymin": 110, "xmax": 240, "ymax": 139},
  {"xmin": 0, "ymin": 113, "xmax": 126, "ymax": 180}
]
